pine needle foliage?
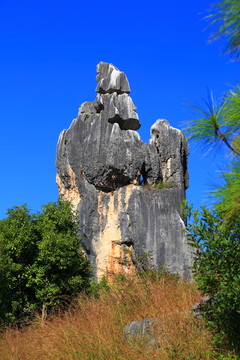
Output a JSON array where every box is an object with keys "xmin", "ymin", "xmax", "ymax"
[
  {"xmin": 183, "ymin": 1, "xmax": 240, "ymax": 352},
  {"xmin": 206, "ymin": 0, "xmax": 240, "ymax": 60},
  {"xmin": 214, "ymin": 160, "xmax": 240, "ymax": 222},
  {"xmin": 184, "ymin": 86, "xmax": 240, "ymax": 224},
  {"xmin": 184, "ymin": 89, "xmax": 240, "ymax": 156}
]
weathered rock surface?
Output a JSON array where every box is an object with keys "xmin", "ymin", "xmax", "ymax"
[
  {"xmin": 96, "ymin": 62, "xmax": 131, "ymax": 94},
  {"xmin": 190, "ymin": 296, "xmax": 212, "ymax": 320},
  {"xmin": 56, "ymin": 62, "xmax": 193, "ymax": 281},
  {"xmin": 124, "ymin": 318, "xmax": 164, "ymax": 347}
]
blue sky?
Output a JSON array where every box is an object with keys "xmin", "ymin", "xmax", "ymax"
[{"xmin": 0, "ymin": 0, "xmax": 238, "ymax": 218}]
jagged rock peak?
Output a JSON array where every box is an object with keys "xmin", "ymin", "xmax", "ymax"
[
  {"xmin": 92, "ymin": 62, "xmax": 141, "ymax": 131},
  {"xmin": 56, "ymin": 63, "xmax": 193, "ymax": 281},
  {"xmin": 96, "ymin": 62, "xmax": 131, "ymax": 94}
]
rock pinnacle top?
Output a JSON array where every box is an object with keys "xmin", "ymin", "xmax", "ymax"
[{"xmin": 96, "ymin": 62, "xmax": 131, "ymax": 94}]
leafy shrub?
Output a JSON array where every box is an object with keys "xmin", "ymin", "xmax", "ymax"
[
  {"xmin": 187, "ymin": 205, "xmax": 240, "ymax": 351},
  {"xmin": 0, "ymin": 199, "xmax": 91, "ymax": 326}
]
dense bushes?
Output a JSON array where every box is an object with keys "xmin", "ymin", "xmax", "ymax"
[
  {"xmin": 183, "ymin": 0, "xmax": 240, "ymax": 351},
  {"xmin": 187, "ymin": 206, "xmax": 240, "ymax": 350},
  {"xmin": 0, "ymin": 199, "xmax": 91, "ymax": 326}
]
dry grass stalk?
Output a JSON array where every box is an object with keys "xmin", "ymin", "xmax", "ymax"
[{"xmin": 0, "ymin": 274, "xmax": 215, "ymax": 360}]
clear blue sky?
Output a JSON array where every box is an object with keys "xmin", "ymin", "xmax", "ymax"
[{"xmin": 0, "ymin": 0, "xmax": 238, "ymax": 218}]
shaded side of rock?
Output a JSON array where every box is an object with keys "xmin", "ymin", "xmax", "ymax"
[
  {"xmin": 148, "ymin": 119, "xmax": 189, "ymax": 189},
  {"xmin": 127, "ymin": 187, "xmax": 190, "ymax": 277}
]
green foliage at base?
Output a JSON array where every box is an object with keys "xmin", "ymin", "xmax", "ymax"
[
  {"xmin": 187, "ymin": 205, "xmax": 240, "ymax": 351},
  {"xmin": 88, "ymin": 276, "xmax": 110, "ymax": 298},
  {"xmin": 0, "ymin": 199, "xmax": 91, "ymax": 326}
]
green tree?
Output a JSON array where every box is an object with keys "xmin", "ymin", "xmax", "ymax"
[
  {"xmin": 187, "ymin": 206, "xmax": 240, "ymax": 350},
  {"xmin": 207, "ymin": 0, "xmax": 240, "ymax": 60},
  {"xmin": 0, "ymin": 205, "xmax": 38, "ymax": 324},
  {"xmin": 184, "ymin": 88, "xmax": 240, "ymax": 156},
  {"xmin": 184, "ymin": 88, "xmax": 240, "ymax": 222},
  {"xmin": 183, "ymin": 0, "xmax": 240, "ymax": 351},
  {"xmin": 0, "ymin": 199, "xmax": 91, "ymax": 326},
  {"xmin": 184, "ymin": 97, "xmax": 240, "ymax": 345}
]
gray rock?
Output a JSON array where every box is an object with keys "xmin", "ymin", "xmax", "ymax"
[
  {"xmin": 56, "ymin": 62, "xmax": 193, "ymax": 281},
  {"xmin": 96, "ymin": 62, "xmax": 131, "ymax": 94},
  {"xmin": 123, "ymin": 318, "xmax": 163, "ymax": 347},
  {"xmin": 127, "ymin": 188, "xmax": 190, "ymax": 277},
  {"xmin": 149, "ymin": 119, "xmax": 189, "ymax": 189},
  {"xmin": 190, "ymin": 296, "xmax": 212, "ymax": 320},
  {"xmin": 100, "ymin": 92, "xmax": 140, "ymax": 130}
]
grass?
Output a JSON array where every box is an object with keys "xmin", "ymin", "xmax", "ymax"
[
  {"xmin": 0, "ymin": 273, "xmax": 234, "ymax": 360},
  {"xmin": 142, "ymin": 181, "xmax": 175, "ymax": 190}
]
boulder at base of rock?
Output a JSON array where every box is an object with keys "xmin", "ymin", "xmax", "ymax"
[{"xmin": 123, "ymin": 318, "xmax": 164, "ymax": 347}]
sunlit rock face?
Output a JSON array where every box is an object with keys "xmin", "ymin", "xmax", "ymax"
[
  {"xmin": 96, "ymin": 62, "xmax": 131, "ymax": 95},
  {"xmin": 56, "ymin": 62, "xmax": 193, "ymax": 281}
]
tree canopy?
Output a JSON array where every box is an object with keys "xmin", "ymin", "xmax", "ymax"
[
  {"xmin": 184, "ymin": 0, "xmax": 240, "ymax": 352},
  {"xmin": 0, "ymin": 199, "xmax": 91, "ymax": 326},
  {"xmin": 207, "ymin": 0, "xmax": 240, "ymax": 60}
]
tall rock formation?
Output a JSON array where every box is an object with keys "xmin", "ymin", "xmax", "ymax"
[{"xmin": 56, "ymin": 62, "xmax": 193, "ymax": 280}]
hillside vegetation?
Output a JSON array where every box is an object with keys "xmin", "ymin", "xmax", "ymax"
[{"xmin": 0, "ymin": 273, "xmax": 229, "ymax": 360}]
